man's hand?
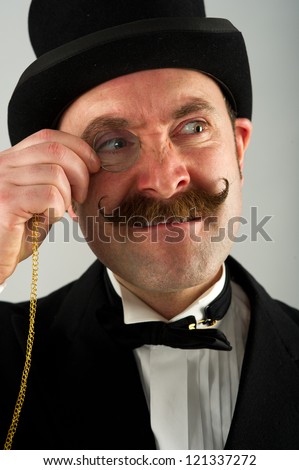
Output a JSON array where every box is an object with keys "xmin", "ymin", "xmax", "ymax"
[{"xmin": 0, "ymin": 129, "xmax": 100, "ymax": 284}]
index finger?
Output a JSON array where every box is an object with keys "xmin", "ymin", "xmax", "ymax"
[{"xmin": 7, "ymin": 129, "xmax": 101, "ymax": 174}]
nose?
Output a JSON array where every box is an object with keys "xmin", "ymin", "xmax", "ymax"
[{"xmin": 135, "ymin": 141, "xmax": 191, "ymax": 199}]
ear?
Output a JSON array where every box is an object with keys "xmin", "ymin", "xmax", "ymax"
[
  {"xmin": 67, "ymin": 203, "xmax": 79, "ymax": 222},
  {"xmin": 234, "ymin": 118, "xmax": 253, "ymax": 179}
]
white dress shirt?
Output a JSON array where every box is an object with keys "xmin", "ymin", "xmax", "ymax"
[
  {"xmin": 0, "ymin": 282, "xmax": 6, "ymax": 294},
  {"xmin": 107, "ymin": 265, "xmax": 251, "ymax": 450}
]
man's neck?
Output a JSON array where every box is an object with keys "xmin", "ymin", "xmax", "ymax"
[{"xmin": 113, "ymin": 268, "xmax": 223, "ymax": 320}]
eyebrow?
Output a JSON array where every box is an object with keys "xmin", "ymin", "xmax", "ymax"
[
  {"xmin": 172, "ymin": 99, "xmax": 216, "ymax": 119},
  {"xmin": 81, "ymin": 117, "xmax": 129, "ymax": 144}
]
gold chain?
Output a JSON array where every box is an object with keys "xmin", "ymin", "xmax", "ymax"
[{"xmin": 4, "ymin": 214, "xmax": 39, "ymax": 450}]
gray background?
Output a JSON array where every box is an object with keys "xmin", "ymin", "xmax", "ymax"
[{"xmin": 0, "ymin": 0, "xmax": 298, "ymax": 308}]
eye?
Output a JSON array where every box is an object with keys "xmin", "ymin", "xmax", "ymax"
[
  {"xmin": 93, "ymin": 129, "xmax": 140, "ymax": 172},
  {"xmin": 96, "ymin": 136, "xmax": 127, "ymax": 152},
  {"xmin": 180, "ymin": 120, "xmax": 207, "ymax": 135}
]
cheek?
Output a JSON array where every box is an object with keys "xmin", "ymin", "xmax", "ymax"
[
  {"xmin": 188, "ymin": 144, "xmax": 237, "ymax": 192},
  {"xmin": 82, "ymin": 171, "xmax": 134, "ymax": 215}
]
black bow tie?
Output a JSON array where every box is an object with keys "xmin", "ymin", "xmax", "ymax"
[{"xmin": 99, "ymin": 267, "xmax": 232, "ymax": 351}]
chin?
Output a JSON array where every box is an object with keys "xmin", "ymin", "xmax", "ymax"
[{"xmin": 95, "ymin": 235, "xmax": 231, "ymax": 294}]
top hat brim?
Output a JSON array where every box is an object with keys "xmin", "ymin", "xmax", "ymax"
[{"xmin": 8, "ymin": 17, "xmax": 252, "ymax": 145}]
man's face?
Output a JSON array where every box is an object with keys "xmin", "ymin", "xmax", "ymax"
[{"xmin": 59, "ymin": 69, "xmax": 251, "ymax": 295}]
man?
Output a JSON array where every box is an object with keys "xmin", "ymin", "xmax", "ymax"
[{"xmin": 0, "ymin": 0, "xmax": 298, "ymax": 450}]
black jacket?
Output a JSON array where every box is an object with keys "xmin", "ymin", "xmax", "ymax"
[{"xmin": 0, "ymin": 256, "xmax": 299, "ymax": 449}]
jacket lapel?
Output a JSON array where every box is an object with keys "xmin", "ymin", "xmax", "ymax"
[{"xmin": 225, "ymin": 257, "xmax": 299, "ymax": 449}]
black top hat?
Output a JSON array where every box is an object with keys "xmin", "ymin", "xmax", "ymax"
[{"xmin": 7, "ymin": 0, "xmax": 252, "ymax": 146}]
